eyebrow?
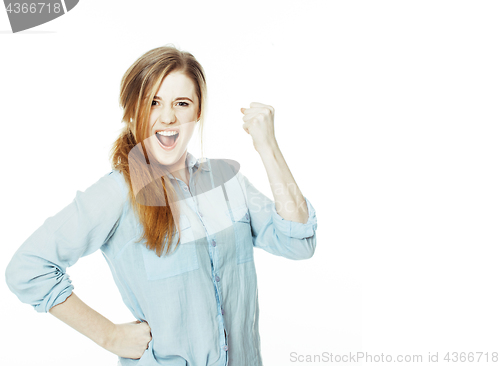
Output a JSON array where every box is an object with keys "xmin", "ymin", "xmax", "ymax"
[{"xmin": 153, "ymin": 96, "xmax": 194, "ymax": 103}]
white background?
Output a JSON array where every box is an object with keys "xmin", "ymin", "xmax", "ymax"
[{"xmin": 1, "ymin": 1, "xmax": 499, "ymax": 365}]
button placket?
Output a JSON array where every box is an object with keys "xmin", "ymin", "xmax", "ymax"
[
  {"xmin": 185, "ymin": 166, "xmax": 229, "ymax": 359},
  {"xmin": 169, "ymin": 162, "xmax": 230, "ymax": 359}
]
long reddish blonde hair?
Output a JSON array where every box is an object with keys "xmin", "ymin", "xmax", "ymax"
[{"xmin": 109, "ymin": 45, "xmax": 207, "ymax": 257}]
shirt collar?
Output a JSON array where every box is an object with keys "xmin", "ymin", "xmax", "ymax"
[{"xmin": 165, "ymin": 151, "xmax": 210, "ymax": 180}]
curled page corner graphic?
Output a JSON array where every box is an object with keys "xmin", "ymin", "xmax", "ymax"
[{"xmin": 4, "ymin": 0, "xmax": 79, "ymax": 33}]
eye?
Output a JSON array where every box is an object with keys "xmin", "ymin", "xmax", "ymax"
[
  {"xmin": 177, "ymin": 101, "xmax": 189, "ymax": 107},
  {"xmin": 152, "ymin": 100, "xmax": 160, "ymax": 106}
]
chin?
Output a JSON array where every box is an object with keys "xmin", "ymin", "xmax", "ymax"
[{"xmin": 155, "ymin": 145, "xmax": 185, "ymax": 167}]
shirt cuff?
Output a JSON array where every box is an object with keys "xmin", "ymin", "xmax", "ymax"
[
  {"xmin": 271, "ymin": 196, "xmax": 318, "ymax": 239},
  {"xmin": 34, "ymin": 273, "xmax": 74, "ymax": 313}
]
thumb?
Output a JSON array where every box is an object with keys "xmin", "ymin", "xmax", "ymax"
[{"xmin": 240, "ymin": 107, "xmax": 245, "ymax": 113}]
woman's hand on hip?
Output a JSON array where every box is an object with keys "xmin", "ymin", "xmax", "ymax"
[{"xmin": 104, "ymin": 320, "xmax": 152, "ymax": 359}]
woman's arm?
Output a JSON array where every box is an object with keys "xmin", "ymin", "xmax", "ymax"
[
  {"xmin": 237, "ymin": 102, "xmax": 317, "ymax": 260},
  {"xmin": 49, "ymin": 292, "xmax": 151, "ymax": 359},
  {"xmin": 48, "ymin": 291, "xmax": 115, "ymax": 349},
  {"xmin": 5, "ymin": 172, "xmax": 125, "ymax": 313},
  {"xmin": 257, "ymin": 141, "xmax": 308, "ymax": 224},
  {"xmin": 233, "ymin": 167, "xmax": 317, "ymax": 260},
  {"xmin": 241, "ymin": 102, "xmax": 309, "ymax": 224},
  {"xmin": 4, "ymin": 171, "xmax": 150, "ymax": 358}
]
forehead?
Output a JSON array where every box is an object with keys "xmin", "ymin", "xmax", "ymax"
[{"xmin": 156, "ymin": 71, "xmax": 197, "ymax": 98}]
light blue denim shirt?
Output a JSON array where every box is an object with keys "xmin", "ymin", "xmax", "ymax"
[{"xmin": 5, "ymin": 152, "xmax": 318, "ymax": 366}]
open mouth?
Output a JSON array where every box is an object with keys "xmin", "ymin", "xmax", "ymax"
[{"xmin": 156, "ymin": 131, "xmax": 179, "ymax": 149}]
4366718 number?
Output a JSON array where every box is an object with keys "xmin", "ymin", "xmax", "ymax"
[{"xmin": 6, "ymin": 2, "xmax": 62, "ymax": 14}]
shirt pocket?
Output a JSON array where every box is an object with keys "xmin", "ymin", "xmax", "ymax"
[
  {"xmin": 140, "ymin": 214, "xmax": 199, "ymax": 280},
  {"xmin": 226, "ymin": 204, "xmax": 254, "ymax": 264}
]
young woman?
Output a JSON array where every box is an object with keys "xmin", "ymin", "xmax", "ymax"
[{"xmin": 5, "ymin": 45, "xmax": 318, "ymax": 366}]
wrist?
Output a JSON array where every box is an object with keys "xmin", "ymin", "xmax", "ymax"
[
  {"xmin": 257, "ymin": 140, "xmax": 279, "ymax": 158},
  {"xmin": 100, "ymin": 321, "xmax": 117, "ymax": 350}
]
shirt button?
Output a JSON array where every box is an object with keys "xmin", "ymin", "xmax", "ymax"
[
  {"xmin": 183, "ymin": 186, "xmax": 188, "ymax": 191},
  {"xmin": 221, "ymin": 308, "xmax": 225, "ymax": 315},
  {"xmin": 223, "ymin": 345, "xmax": 228, "ymax": 351},
  {"xmin": 211, "ymin": 239, "xmax": 216, "ymax": 247},
  {"xmin": 215, "ymin": 275, "xmax": 220, "ymax": 282}
]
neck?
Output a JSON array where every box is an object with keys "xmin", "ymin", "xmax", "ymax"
[{"xmin": 167, "ymin": 150, "xmax": 189, "ymax": 184}]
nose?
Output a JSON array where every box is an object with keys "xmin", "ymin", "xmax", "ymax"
[{"xmin": 159, "ymin": 105, "xmax": 176, "ymax": 124}]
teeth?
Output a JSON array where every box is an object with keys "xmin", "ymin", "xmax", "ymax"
[{"xmin": 157, "ymin": 130, "xmax": 179, "ymax": 136}]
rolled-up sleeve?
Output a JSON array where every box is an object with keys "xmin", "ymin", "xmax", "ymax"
[
  {"xmin": 235, "ymin": 169, "xmax": 318, "ymax": 260},
  {"xmin": 4, "ymin": 171, "xmax": 126, "ymax": 313}
]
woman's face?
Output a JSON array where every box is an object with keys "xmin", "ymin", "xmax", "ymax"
[{"xmin": 145, "ymin": 70, "xmax": 199, "ymax": 168}]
